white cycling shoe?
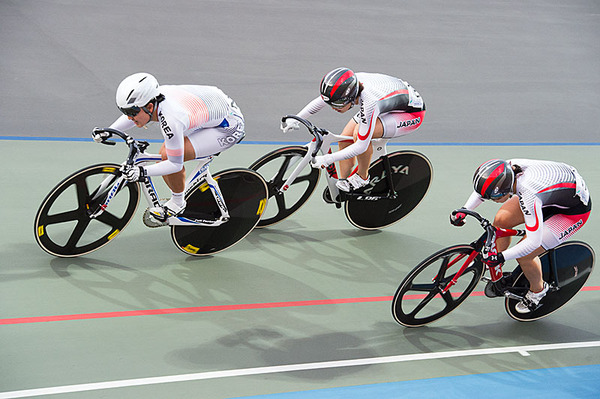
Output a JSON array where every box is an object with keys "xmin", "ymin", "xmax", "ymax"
[
  {"xmin": 336, "ymin": 173, "xmax": 370, "ymax": 192},
  {"xmin": 515, "ymin": 282, "xmax": 549, "ymax": 314}
]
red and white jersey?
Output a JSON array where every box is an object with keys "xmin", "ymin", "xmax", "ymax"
[
  {"xmin": 297, "ymin": 72, "xmax": 424, "ymax": 162},
  {"xmin": 464, "ymin": 159, "xmax": 590, "ymax": 260},
  {"xmin": 110, "ymin": 85, "xmax": 241, "ymax": 176}
]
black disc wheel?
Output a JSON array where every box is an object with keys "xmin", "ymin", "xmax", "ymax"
[
  {"xmin": 506, "ymin": 241, "xmax": 595, "ymax": 321},
  {"xmin": 392, "ymin": 245, "xmax": 483, "ymax": 327},
  {"xmin": 250, "ymin": 146, "xmax": 320, "ymax": 227},
  {"xmin": 171, "ymin": 168, "xmax": 268, "ymax": 256},
  {"xmin": 345, "ymin": 150, "xmax": 432, "ymax": 230},
  {"xmin": 34, "ymin": 163, "xmax": 140, "ymax": 257}
]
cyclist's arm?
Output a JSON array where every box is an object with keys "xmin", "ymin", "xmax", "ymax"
[
  {"xmin": 502, "ymin": 196, "xmax": 544, "ymax": 261},
  {"xmin": 144, "ymin": 117, "xmax": 186, "ymax": 177},
  {"xmin": 297, "ymin": 97, "xmax": 327, "ymax": 119},
  {"xmin": 463, "ymin": 191, "xmax": 484, "ymax": 210},
  {"xmin": 327, "ymin": 100, "xmax": 381, "ymax": 163},
  {"xmin": 109, "ymin": 115, "xmax": 136, "ymax": 131}
]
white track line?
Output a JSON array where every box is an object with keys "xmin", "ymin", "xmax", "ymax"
[{"xmin": 1, "ymin": 341, "xmax": 599, "ymax": 398}]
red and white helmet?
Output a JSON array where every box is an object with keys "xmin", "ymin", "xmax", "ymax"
[
  {"xmin": 319, "ymin": 67, "xmax": 359, "ymax": 108},
  {"xmin": 473, "ymin": 159, "xmax": 515, "ymax": 199}
]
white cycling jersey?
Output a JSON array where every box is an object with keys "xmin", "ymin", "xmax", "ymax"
[
  {"xmin": 110, "ymin": 85, "xmax": 244, "ymax": 177},
  {"xmin": 296, "ymin": 72, "xmax": 425, "ymax": 163},
  {"xmin": 463, "ymin": 159, "xmax": 591, "ymax": 260}
]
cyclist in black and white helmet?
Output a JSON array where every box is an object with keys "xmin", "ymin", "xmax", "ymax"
[
  {"xmin": 92, "ymin": 72, "xmax": 245, "ymax": 224},
  {"xmin": 451, "ymin": 159, "xmax": 592, "ymax": 313},
  {"xmin": 282, "ymin": 67, "xmax": 426, "ymax": 192}
]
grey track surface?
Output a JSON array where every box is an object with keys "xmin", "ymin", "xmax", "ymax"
[
  {"xmin": 1, "ymin": 0, "xmax": 599, "ymax": 142},
  {"xmin": 1, "ymin": 1, "xmax": 600, "ymax": 398}
]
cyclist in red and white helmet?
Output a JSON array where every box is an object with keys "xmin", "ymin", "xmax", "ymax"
[
  {"xmin": 282, "ymin": 67, "xmax": 426, "ymax": 192},
  {"xmin": 92, "ymin": 72, "xmax": 245, "ymax": 223},
  {"xmin": 451, "ymin": 159, "xmax": 592, "ymax": 313}
]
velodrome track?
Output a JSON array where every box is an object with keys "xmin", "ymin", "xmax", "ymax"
[{"xmin": 1, "ymin": 1, "xmax": 599, "ymax": 398}]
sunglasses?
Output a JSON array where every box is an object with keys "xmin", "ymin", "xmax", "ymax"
[
  {"xmin": 119, "ymin": 106, "xmax": 142, "ymax": 118},
  {"xmin": 329, "ymin": 99, "xmax": 351, "ymax": 109}
]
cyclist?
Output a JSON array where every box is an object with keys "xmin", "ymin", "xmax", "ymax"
[
  {"xmin": 281, "ymin": 67, "xmax": 425, "ymax": 192},
  {"xmin": 92, "ymin": 72, "xmax": 245, "ymax": 222},
  {"xmin": 450, "ymin": 159, "xmax": 592, "ymax": 313}
]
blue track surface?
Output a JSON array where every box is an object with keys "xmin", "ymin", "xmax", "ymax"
[{"xmin": 236, "ymin": 365, "xmax": 600, "ymax": 399}]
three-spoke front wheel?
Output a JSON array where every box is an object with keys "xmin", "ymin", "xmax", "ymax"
[
  {"xmin": 34, "ymin": 163, "xmax": 140, "ymax": 257},
  {"xmin": 392, "ymin": 245, "xmax": 483, "ymax": 327},
  {"xmin": 250, "ymin": 146, "xmax": 320, "ymax": 227}
]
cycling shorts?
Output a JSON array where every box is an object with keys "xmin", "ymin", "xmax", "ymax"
[{"xmin": 541, "ymin": 198, "xmax": 592, "ymax": 250}]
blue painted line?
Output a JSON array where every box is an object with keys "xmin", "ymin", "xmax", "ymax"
[
  {"xmin": 234, "ymin": 364, "xmax": 600, "ymax": 399},
  {"xmin": 1, "ymin": 136, "xmax": 598, "ymax": 146}
]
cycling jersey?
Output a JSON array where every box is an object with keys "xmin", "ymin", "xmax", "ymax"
[
  {"xmin": 110, "ymin": 85, "xmax": 244, "ymax": 177},
  {"xmin": 463, "ymin": 159, "xmax": 591, "ymax": 260},
  {"xmin": 296, "ymin": 72, "xmax": 425, "ymax": 163}
]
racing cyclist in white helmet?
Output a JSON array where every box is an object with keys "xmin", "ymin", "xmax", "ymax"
[{"xmin": 92, "ymin": 72, "xmax": 245, "ymax": 224}]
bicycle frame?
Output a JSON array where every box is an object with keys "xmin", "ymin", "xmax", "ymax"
[
  {"xmin": 280, "ymin": 115, "xmax": 395, "ymax": 202},
  {"xmin": 88, "ymin": 133, "xmax": 230, "ymax": 227},
  {"xmin": 440, "ymin": 226, "xmax": 524, "ymax": 295}
]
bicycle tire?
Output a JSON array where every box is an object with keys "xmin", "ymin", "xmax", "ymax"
[
  {"xmin": 249, "ymin": 146, "xmax": 320, "ymax": 227},
  {"xmin": 34, "ymin": 163, "xmax": 140, "ymax": 257},
  {"xmin": 345, "ymin": 150, "xmax": 432, "ymax": 230},
  {"xmin": 392, "ymin": 244, "xmax": 483, "ymax": 327},
  {"xmin": 171, "ymin": 168, "xmax": 268, "ymax": 256},
  {"xmin": 505, "ymin": 241, "xmax": 595, "ymax": 322}
]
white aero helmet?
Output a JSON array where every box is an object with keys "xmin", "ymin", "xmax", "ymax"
[{"xmin": 115, "ymin": 72, "xmax": 160, "ymax": 117}]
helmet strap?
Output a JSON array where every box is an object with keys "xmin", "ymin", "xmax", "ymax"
[{"xmin": 142, "ymin": 101, "xmax": 154, "ymax": 119}]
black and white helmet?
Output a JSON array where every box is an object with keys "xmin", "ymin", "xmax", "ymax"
[
  {"xmin": 473, "ymin": 159, "xmax": 515, "ymax": 199},
  {"xmin": 320, "ymin": 67, "xmax": 359, "ymax": 108}
]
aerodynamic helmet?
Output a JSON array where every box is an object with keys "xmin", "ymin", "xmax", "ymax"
[
  {"xmin": 320, "ymin": 67, "xmax": 359, "ymax": 108},
  {"xmin": 473, "ymin": 159, "xmax": 515, "ymax": 199},
  {"xmin": 115, "ymin": 72, "xmax": 160, "ymax": 117}
]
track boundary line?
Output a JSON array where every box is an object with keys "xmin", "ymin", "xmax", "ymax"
[{"xmin": 1, "ymin": 341, "xmax": 599, "ymax": 398}]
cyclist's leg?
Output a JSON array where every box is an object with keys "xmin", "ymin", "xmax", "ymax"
[
  {"xmin": 337, "ymin": 118, "xmax": 359, "ymax": 179},
  {"xmin": 159, "ymin": 136, "xmax": 198, "ymax": 194},
  {"xmin": 342, "ymin": 117, "xmax": 383, "ymax": 180},
  {"xmin": 493, "ymin": 196, "xmax": 524, "ymax": 251},
  {"xmin": 374, "ymin": 109, "xmax": 425, "ymax": 180},
  {"xmin": 516, "ymin": 247, "xmax": 546, "ymax": 293}
]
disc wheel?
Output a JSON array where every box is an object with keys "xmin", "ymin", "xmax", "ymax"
[
  {"xmin": 506, "ymin": 241, "xmax": 595, "ymax": 321},
  {"xmin": 171, "ymin": 168, "xmax": 268, "ymax": 256},
  {"xmin": 345, "ymin": 150, "xmax": 432, "ymax": 230},
  {"xmin": 34, "ymin": 163, "xmax": 140, "ymax": 257}
]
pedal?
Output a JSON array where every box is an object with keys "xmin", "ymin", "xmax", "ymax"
[
  {"xmin": 142, "ymin": 208, "xmax": 168, "ymax": 228},
  {"xmin": 322, "ymin": 187, "xmax": 342, "ymax": 205}
]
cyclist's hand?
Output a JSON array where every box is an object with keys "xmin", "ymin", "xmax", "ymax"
[
  {"xmin": 311, "ymin": 154, "xmax": 334, "ymax": 169},
  {"xmin": 92, "ymin": 127, "xmax": 110, "ymax": 143},
  {"xmin": 281, "ymin": 119, "xmax": 300, "ymax": 133},
  {"xmin": 450, "ymin": 209, "xmax": 467, "ymax": 226},
  {"xmin": 120, "ymin": 165, "xmax": 146, "ymax": 182},
  {"xmin": 482, "ymin": 252, "xmax": 504, "ymax": 267}
]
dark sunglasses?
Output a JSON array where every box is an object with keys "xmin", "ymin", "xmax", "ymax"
[{"xmin": 119, "ymin": 106, "xmax": 142, "ymax": 118}]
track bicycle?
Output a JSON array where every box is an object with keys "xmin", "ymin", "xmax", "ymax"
[
  {"xmin": 250, "ymin": 115, "xmax": 433, "ymax": 230},
  {"xmin": 392, "ymin": 209, "xmax": 595, "ymax": 326},
  {"xmin": 34, "ymin": 128, "xmax": 268, "ymax": 257}
]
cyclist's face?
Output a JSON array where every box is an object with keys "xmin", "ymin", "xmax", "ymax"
[
  {"xmin": 331, "ymin": 102, "xmax": 353, "ymax": 113},
  {"xmin": 128, "ymin": 104, "xmax": 152, "ymax": 128}
]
